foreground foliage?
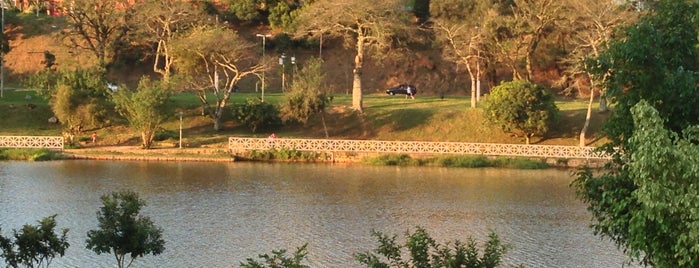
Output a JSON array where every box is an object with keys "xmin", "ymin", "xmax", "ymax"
[
  {"xmin": 0, "ymin": 215, "xmax": 70, "ymax": 268},
  {"xmin": 85, "ymin": 190, "xmax": 165, "ymax": 268},
  {"xmin": 574, "ymin": 1, "xmax": 699, "ymax": 267},
  {"xmin": 240, "ymin": 244, "xmax": 309, "ymax": 268},
  {"xmin": 355, "ymin": 226, "xmax": 507, "ymax": 268},
  {"xmin": 575, "ymin": 102, "xmax": 699, "ymax": 267}
]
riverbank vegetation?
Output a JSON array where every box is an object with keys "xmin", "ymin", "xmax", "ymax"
[
  {"xmin": 0, "ymin": 148, "xmax": 62, "ymax": 161},
  {"xmin": 364, "ymin": 154, "xmax": 549, "ymax": 169}
]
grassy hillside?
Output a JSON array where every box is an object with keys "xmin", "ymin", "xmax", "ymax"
[
  {"xmin": 0, "ymin": 12, "xmax": 609, "ymax": 148},
  {"xmin": 0, "ymin": 88, "xmax": 608, "ymax": 148}
]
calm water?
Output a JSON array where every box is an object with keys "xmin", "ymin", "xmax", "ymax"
[{"xmin": 0, "ymin": 161, "xmax": 637, "ymax": 267}]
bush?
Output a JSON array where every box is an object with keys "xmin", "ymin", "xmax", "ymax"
[
  {"xmin": 483, "ymin": 80, "xmax": 559, "ymax": 144},
  {"xmin": 363, "ymin": 154, "xmax": 421, "ymax": 166},
  {"xmin": 364, "ymin": 154, "xmax": 550, "ymax": 169},
  {"xmin": 243, "ymin": 148, "xmax": 326, "ymax": 162},
  {"xmin": 0, "ymin": 148, "xmax": 61, "ymax": 161},
  {"xmin": 232, "ymin": 99, "xmax": 282, "ymax": 133}
]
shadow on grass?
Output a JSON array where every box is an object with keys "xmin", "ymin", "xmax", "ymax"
[{"xmin": 369, "ymin": 108, "xmax": 434, "ymax": 132}]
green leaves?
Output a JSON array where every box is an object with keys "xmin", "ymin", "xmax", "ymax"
[
  {"xmin": 110, "ymin": 76, "xmax": 172, "ymax": 149},
  {"xmin": 482, "ymin": 80, "xmax": 559, "ymax": 144},
  {"xmin": 85, "ymin": 190, "xmax": 165, "ymax": 268},
  {"xmin": 240, "ymin": 244, "xmax": 310, "ymax": 268},
  {"xmin": 279, "ymin": 57, "xmax": 333, "ymax": 126},
  {"xmin": 232, "ymin": 99, "xmax": 282, "ymax": 133},
  {"xmin": 0, "ymin": 215, "xmax": 70, "ymax": 268},
  {"xmin": 355, "ymin": 226, "xmax": 507, "ymax": 268}
]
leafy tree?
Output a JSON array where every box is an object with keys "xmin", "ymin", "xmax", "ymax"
[
  {"xmin": 0, "ymin": 215, "xmax": 70, "ymax": 268},
  {"xmin": 573, "ymin": 1, "xmax": 699, "ymax": 267},
  {"xmin": 576, "ymin": 101, "xmax": 699, "ymax": 267},
  {"xmin": 59, "ymin": 0, "xmax": 131, "ymax": 70},
  {"xmin": 172, "ymin": 25, "xmax": 268, "ymax": 131},
  {"xmin": 482, "ymin": 80, "xmax": 559, "ymax": 144},
  {"xmin": 47, "ymin": 68, "xmax": 111, "ymax": 145},
  {"xmin": 354, "ymin": 226, "xmax": 507, "ymax": 268},
  {"xmin": 229, "ymin": 0, "xmax": 303, "ymax": 26},
  {"xmin": 130, "ymin": 0, "xmax": 210, "ymax": 82},
  {"xmin": 594, "ymin": 0, "xmax": 699, "ymax": 147},
  {"xmin": 296, "ymin": 0, "xmax": 412, "ymax": 112},
  {"xmin": 279, "ymin": 57, "xmax": 333, "ymax": 137},
  {"xmin": 86, "ymin": 190, "xmax": 165, "ymax": 268},
  {"xmin": 111, "ymin": 77, "xmax": 172, "ymax": 149},
  {"xmin": 268, "ymin": 1, "xmax": 306, "ymax": 32},
  {"xmin": 240, "ymin": 244, "xmax": 309, "ymax": 268},
  {"xmin": 232, "ymin": 99, "xmax": 282, "ymax": 133}
]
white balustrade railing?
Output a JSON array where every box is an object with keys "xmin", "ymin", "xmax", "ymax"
[
  {"xmin": 0, "ymin": 136, "xmax": 64, "ymax": 150},
  {"xmin": 229, "ymin": 137, "xmax": 610, "ymax": 159}
]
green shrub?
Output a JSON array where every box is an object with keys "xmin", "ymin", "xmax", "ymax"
[
  {"xmin": 365, "ymin": 154, "xmax": 550, "ymax": 169},
  {"xmin": 242, "ymin": 148, "xmax": 326, "ymax": 162},
  {"xmin": 434, "ymin": 155, "xmax": 490, "ymax": 168},
  {"xmin": 491, "ymin": 157, "xmax": 549, "ymax": 169},
  {"xmin": 0, "ymin": 148, "xmax": 61, "ymax": 161},
  {"xmin": 364, "ymin": 154, "xmax": 420, "ymax": 166},
  {"xmin": 232, "ymin": 99, "xmax": 282, "ymax": 133}
]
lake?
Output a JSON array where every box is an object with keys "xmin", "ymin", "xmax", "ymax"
[{"xmin": 0, "ymin": 161, "xmax": 637, "ymax": 267}]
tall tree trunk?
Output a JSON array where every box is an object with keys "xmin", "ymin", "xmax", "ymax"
[
  {"xmin": 213, "ymin": 117, "xmax": 222, "ymax": 132},
  {"xmin": 352, "ymin": 37, "xmax": 365, "ymax": 112},
  {"xmin": 599, "ymin": 92, "xmax": 608, "ymax": 112},
  {"xmin": 466, "ymin": 59, "xmax": 477, "ymax": 108},
  {"xmin": 321, "ymin": 113, "xmax": 329, "ymax": 138},
  {"xmin": 580, "ymin": 79, "xmax": 595, "ymax": 147}
]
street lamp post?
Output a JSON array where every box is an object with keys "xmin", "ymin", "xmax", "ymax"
[
  {"xmin": 255, "ymin": 34, "xmax": 271, "ymax": 102},
  {"xmin": 178, "ymin": 111, "xmax": 183, "ymax": 149},
  {"xmin": 290, "ymin": 55, "xmax": 296, "ymax": 85},
  {"xmin": 279, "ymin": 53, "xmax": 287, "ymax": 92},
  {"xmin": 1, "ymin": 1, "xmax": 5, "ymax": 98}
]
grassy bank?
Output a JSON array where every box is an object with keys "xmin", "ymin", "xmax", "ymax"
[
  {"xmin": 363, "ymin": 154, "xmax": 550, "ymax": 169},
  {"xmin": 0, "ymin": 148, "xmax": 63, "ymax": 161},
  {"xmin": 0, "ymin": 88, "xmax": 609, "ymax": 149}
]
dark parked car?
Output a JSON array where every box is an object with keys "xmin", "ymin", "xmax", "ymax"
[{"xmin": 386, "ymin": 84, "xmax": 417, "ymax": 98}]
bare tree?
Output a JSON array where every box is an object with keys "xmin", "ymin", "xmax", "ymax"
[
  {"xmin": 490, "ymin": 0, "xmax": 563, "ymax": 81},
  {"xmin": 172, "ymin": 26, "xmax": 268, "ymax": 131},
  {"xmin": 561, "ymin": 0, "xmax": 637, "ymax": 146},
  {"xmin": 59, "ymin": 0, "xmax": 131, "ymax": 70},
  {"xmin": 296, "ymin": 0, "xmax": 411, "ymax": 112},
  {"xmin": 432, "ymin": 0, "xmax": 497, "ymax": 108},
  {"xmin": 130, "ymin": 0, "xmax": 208, "ymax": 82}
]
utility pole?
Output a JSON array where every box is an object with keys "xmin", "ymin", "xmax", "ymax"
[{"xmin": 255, "ymin": 34, "xmax": 271, "ymax": 102}]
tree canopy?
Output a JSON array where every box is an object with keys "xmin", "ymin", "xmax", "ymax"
[
  {"xmin": 573, "ymin": 1, "xmax": 699, "ymax": 266},
  {"xmin": 111, "ymin": 77, "xmax": 172, "ymax": 149},
  {"xmin": 172, "ymin": 25, "xmax": 268, "ymax": 131},
  {"xmin": 0, "ymin": 215, "xmax": 70, "ymax": 268},
  {"xmin": 85, "ymin": 190, "xmax": 165, "ymax": 268},
  {"xmin": 279, "ymin": 57, "xmax": 333, "ymax": 136},
  {"xmin": 483, "ymin": 80, "xmax": 559, "ymax": 144}
]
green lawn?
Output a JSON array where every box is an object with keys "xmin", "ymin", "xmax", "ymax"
[{"xmin": 0, "ymin": 89, "xmax": 608, "ymax": 146}]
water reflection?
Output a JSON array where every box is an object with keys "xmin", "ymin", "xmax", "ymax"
[{"xmin": 0, "ymin": 161, "xmax": 637, "ymax": 267}]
